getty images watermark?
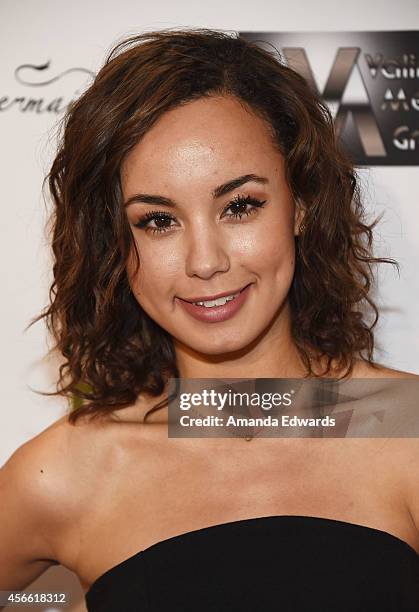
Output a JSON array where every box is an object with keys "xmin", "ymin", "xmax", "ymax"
[
  {"xmin": 176, "ymin": 386, "xmax": 336, "ymax": 428},
  {"xmin": 166, "ymin": 378, "xmax": 419, "ymax": 438}
]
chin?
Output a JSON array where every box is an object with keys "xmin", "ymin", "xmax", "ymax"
[{"xmin": 186, "ymin": 331, "xmax": 257, "ymax": 357}]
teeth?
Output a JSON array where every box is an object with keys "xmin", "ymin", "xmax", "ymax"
[{"xmin": 194, "ymin": 292, "xmax": 240, "ymax": 308}]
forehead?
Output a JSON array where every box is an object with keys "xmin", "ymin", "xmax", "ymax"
[{"xmin": 121, "ymin": 95, "xmax": 283, "ymax": 192}]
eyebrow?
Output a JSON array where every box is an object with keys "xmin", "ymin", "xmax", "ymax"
[{"xmin": 123, "ymin": 173, "xmax": 268, "ymax": 208}]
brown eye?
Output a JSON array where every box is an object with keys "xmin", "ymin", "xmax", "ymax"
[
  {"xmin": 223, "ymin": 194, "xmax": 267, "ymax": 220},
  {"xmin": 133, "ymin": 211, "xmax": 177, "ymax": 234}
]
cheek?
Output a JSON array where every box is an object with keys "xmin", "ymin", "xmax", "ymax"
[
  {"xmin": 256, "ymin": 228, "xmax": 296, "ymax": 306},
  {"xmin": 127, "ymin": 239, "xmax": 180, "ymax": 297},
  {"xmin": 232, "ymin": 215, "xmax": 295, "ymax": 273}
]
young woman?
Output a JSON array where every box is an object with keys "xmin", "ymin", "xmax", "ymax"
[{"xmin": 1, "ymin": 28, "xmax": 418, "ymax": 611}]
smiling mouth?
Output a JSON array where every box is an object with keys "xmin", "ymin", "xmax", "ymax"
[
  {"xmin": 190, "ymin": 292, "xmax": 240, "ymax": 308},
  {"xmin": 179, "ymin": 284, "xmax": 251, "ymax": 306},
  {"xmin": 176, "ymin": 282, "xmax": 253, "ymax": 321}
]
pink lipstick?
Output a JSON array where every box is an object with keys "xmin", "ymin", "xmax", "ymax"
[{"xmin": 176, "ymin": 283, "xmax": 253, "ymax": 323}]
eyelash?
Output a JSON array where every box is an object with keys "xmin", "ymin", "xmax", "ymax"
[{"xmin": 132, "ymin": 194, "xmax": 267, "ymax": 235}]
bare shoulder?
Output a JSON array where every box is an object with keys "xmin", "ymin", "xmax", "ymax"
[
  {"xmin": 352, "ymin": 362, "xmax": 419, "ymax": 527},
  {"xmin": 1, "ymin": 413, "xmax": 93, "ymax": 539},
  {"xmin": 0, "ymin": 409, "xmax": 119, "ymax": 589},
  {"xmin": 0, "ymin": 414, "xmax": 74, "ymax": 590},
  {"xmin": 346, "ymin": 359, "xmax": 419, "ymax": 539},
  {"xmin": 351, "ymin": 358, "xmax": 419, "ymax": 379},
  {"xmin": 0, "ymin": 402, "xmax": 152, "ymax": 594},
  {"xmin": 3, "ymin": 409, "xmax": 124, "ymax": 509},
  {"xmin": 1, "ymin": 414, "xmax": 80, "ymax": 520}
]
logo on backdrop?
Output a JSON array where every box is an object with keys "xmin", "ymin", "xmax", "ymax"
[
  {"xmin": 0, "ymin": 61, "xmax": 94, "ymax": 115},
  {"xmin": 240, "ymin": 31, "xmax": 419, "ymax": 166},
  {"xmin": 2, "ymin": 33, "xmax": 418, "ymax": 165}
]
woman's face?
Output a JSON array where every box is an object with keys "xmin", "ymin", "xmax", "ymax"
[{"xmin": 121, "ymin": 95, "xmax": 301, "ymax": 356}]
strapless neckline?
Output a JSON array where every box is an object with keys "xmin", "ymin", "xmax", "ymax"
[{"xmin": 85, "ymin": 514, "xmax": 419, "ymax": 598}]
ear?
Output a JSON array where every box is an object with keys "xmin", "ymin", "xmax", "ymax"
[{"xmin": 293, "ymin": 200, "xmax": 306, "ymax": 237}]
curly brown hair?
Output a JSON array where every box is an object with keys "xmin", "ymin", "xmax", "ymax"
[{"xmin": 27, "ymin": 28, "xmax": 396, "ymax": 424}]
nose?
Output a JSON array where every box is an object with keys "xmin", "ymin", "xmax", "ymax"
[{"xmin": 184, "ymin": 221, "xmax": 230, "ymax": 279}]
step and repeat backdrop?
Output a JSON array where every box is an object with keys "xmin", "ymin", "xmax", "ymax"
[{"xmin": 1, "ymin": 1, "xmax": 418, "ymax": 610}]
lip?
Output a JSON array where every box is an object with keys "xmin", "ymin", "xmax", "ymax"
[
  {"xmin": 179, "ymin": 284, "xmax": 250, "ymax": 303},
  {"xmin": 175, "ymin": 283, "xmax": 253, "ymax": 324}
]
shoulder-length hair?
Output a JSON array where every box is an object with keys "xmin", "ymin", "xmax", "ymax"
[{"xmin": 29, "ymin": 28, "xmax": 395, "ymax": 424}]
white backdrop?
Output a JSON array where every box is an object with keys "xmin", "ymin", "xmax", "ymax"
[{"xmin": 1, "ymin": 0, "xmax": 418, "ymax": 609}]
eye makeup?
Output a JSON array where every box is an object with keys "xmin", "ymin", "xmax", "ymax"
[{"xmin": 132, "ymin": 194, "xmax": 267, "ymax": 235}]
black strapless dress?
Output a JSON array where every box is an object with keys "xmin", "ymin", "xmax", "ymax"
[{"xmin": 84, "ymin": 515, "xmax": 419, "ymax": 611}]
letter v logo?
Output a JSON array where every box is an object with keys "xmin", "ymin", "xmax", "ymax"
[{"xmin": 282, "ymin": 47, "xmax": 386, "ymax": 157}]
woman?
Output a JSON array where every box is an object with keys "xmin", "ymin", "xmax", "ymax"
[{"xmin": 1, "ymin": 28, "xmax": 418, "ymax": 611}]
